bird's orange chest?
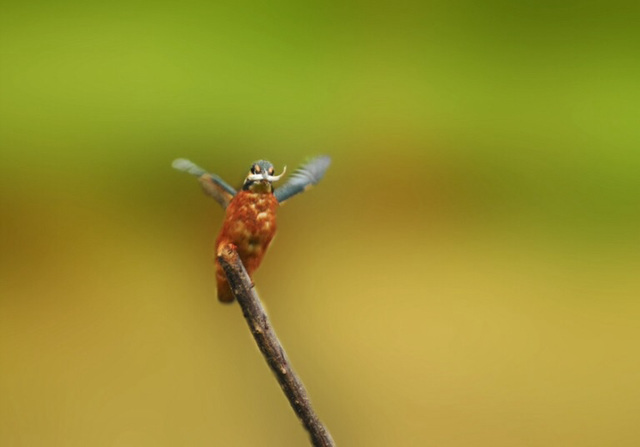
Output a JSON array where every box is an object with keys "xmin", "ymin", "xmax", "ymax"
[{"xmin": 216, "ymin": 191, "xmax": 278, "ymax": 268}]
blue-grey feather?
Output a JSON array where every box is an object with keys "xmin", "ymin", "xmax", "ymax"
[
  {"xmin": 173, "ymin": 158, "xmax": 237, "ymax": 208},
  {"xmin": 274, "ymin": 155, "xmax": 331, "ymax": 203}
]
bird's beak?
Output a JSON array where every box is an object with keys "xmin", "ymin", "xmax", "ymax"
[{"xmin": 247, "ymin": 166, "xmax": 286, "ymax": 183}]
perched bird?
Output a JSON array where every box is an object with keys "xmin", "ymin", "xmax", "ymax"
[{"xmin": 173, "ymin": 156, "xmax": 331, "ymax": 303}]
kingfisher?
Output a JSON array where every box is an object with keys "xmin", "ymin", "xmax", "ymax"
[{"xmin": 173, "ymin": 155, "xmax": 331, "ymax": 303}]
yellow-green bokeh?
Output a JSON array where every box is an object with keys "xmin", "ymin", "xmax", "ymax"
[{"xmin": 1, "ymin": 2, "xmax": 639, "ymax": 446}]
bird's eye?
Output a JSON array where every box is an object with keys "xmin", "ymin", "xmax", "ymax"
[
  {"xmin": 254, "ymin": 165, "xmax": 261, "ymax": 174},
  {"xmin": 268, "ymin": 167, "xmax": 274, "ymax": 175}
]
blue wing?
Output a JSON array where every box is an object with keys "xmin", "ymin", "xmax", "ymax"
[
  {"xmin": 274, "ymin": 155, "xmax": 331, "ymax": 204},
  {"xmin": 172, "ymin": 158, "xmax": 237, "ymax": 209}
]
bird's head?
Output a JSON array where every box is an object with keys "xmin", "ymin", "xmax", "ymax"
[{"xmin": 242, "ymin": 160, "xmax": 286, "ymax": 193}]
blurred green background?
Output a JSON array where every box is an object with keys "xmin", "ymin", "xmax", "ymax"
[{"xmin": 1, "ymin": 1, "xmax": 639, "ymax": 446}]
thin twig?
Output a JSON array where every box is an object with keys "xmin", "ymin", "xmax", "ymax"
[{"xmin": 217, "ymin": 245, "xmax": 335, "ymax": 447}]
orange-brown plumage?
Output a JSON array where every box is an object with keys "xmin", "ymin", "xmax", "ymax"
[{"xmin": 215, "ymin": 190, "xmax": 279, "ymax": 302}]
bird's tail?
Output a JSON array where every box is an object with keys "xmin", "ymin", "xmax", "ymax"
[{"xmin": 215, "ymin": 260, "xmax": 235, "ymax": 303}]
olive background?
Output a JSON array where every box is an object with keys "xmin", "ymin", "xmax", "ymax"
[{"xmin": 1, "ymin": 2, "xmax": 639, "ymax": 446}]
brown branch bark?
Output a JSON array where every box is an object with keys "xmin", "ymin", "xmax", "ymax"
[{"xmin": 217, "ymin": 244, "xmax": 335, "ymax": 447}]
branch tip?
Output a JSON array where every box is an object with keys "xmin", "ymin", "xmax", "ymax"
[{"xmin": 217, "ymin": 246, "xmax": 335, "ymax": 447}]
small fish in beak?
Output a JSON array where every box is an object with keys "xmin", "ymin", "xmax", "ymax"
[{"xmin": 246, "ymin": 165, "xmax": 286, "ymax": 183}]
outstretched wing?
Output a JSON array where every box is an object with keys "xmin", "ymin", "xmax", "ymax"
[
  {"xmin": 274, "ymin": 155, "xmax": 331, "ymax": 204},
  {"xmin": 172, "ymin": 158, "xmax": 237, "ymax": 209}
]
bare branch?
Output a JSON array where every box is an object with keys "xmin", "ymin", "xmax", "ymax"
[{"xmin": 217, "ymin": 245, "xmax": 335, "ymax": 447}]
